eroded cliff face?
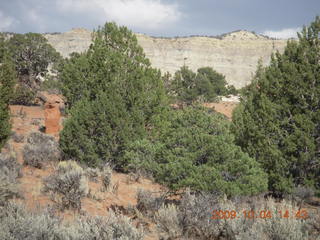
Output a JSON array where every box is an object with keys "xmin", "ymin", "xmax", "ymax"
[{"xmin": 44, "ymin": 28, "xmax": 288, "ymax": 88}]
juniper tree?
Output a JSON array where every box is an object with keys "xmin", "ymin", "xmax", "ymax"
[
  {"xmin": 124, "ymin": 106, "xmax": 268, "ymax": 197},
  {"xmin": 60, "ymin": 22, "xmax": 168, "ymax": 168},
  {"xmin": 8, "ymin": 33, "xmax": 61, "ymax": 89},
  {"xmin": 169, "ymin": 66, "xmax": 232, "ymax": 103},
  {"xmin": 0, "ymin": 55, "xmax": 16, "ymax": 148},
  {"xmin": 232, "ymin": 17, "xmax": 320, "ymax": 195}
]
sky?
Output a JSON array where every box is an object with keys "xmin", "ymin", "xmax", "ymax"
[{"xmin": 0, "ymin": 0, "xmax": 319, "ymax": 38}]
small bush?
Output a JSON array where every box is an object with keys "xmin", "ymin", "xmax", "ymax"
[
  {"xmin": 155, "ymin": 204, "xmax": 182, "ymax": 239},
  {"xmin": 72, "ymin": 210, "xmax": 144, "ymax": 240},
  {"xmin": 0, "ymin": 152, "xmax": 21, "ymax": 206},
  {"xmin": 43, "ymin": 161, "xmax": 88, "ymax": 211},
  {"xmin": 101, "ymin": 165, "xmax": 112, "ymax": 191},
  {"xmin": 154, "ymin": 191, "xmax": 313, "ymax": 240},
  {"xmin": 11, "ymin": 131, "xmax": 24, "ymax": 143},
  {"xmin": 31, "ymin": 118, "xmax": 41, "ymax": 126},
  {"xmin": 10, "ymin": 85, "xmax": 36, "ymax": 105},
  {"xmin": 85, "ymin": 167, "xmax": 100, "ymax": 182},
  {"xmin": 136, "ymin": 189, "xmax": 164, "ymax": 215},
  {"xmin": 237, "ymin": 198, "xmax": 310, "ymax": 240},
  {"xmin": 23, "ymin": 132, "xmax": 60, "ymax": 168},
  {"xmin": 175, "ymin": 191, "xmax": 230, "ymax": 239},
  {"xmin": 0, "ymin": 152, "xmax": 21, "ymax": 180},
  {"xmin": 0, "ymin": 202, "xmax": 144, "ymax": 240},
  {"xmin": 0, "ymin": 202, "xmax": 62, "ymax": 240},
  {"xmin": 0, "ymin": 173, "xmax": 19, "ymax": 206},
  {"xmin": 292, "ymin": 186, "xmax": 315, "ymax": 201}
]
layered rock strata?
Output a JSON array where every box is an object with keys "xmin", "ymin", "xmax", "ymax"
[{"xmin": 45, "ymin": 29, "xmax": 288, "ymax": 88}]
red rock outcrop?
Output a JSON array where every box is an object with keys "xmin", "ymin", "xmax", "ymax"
[{"xmin": 40, "ymin": 92, "xmax": 64, "ymax": 136}]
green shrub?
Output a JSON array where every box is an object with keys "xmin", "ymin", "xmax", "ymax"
[
  {"xmin": 10, "ymin": 85, "xmax": 36, "ymax": 105},
  {"xmin": 60, "ymin": 91, "xmax": 144, "ymax": 168},
  {"xmin": 124, "ymin": 106, "xmax": 268, "ymax": 197}
]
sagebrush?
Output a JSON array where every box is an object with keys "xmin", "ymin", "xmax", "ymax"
[
  {"xmin": 43, "ymin": 161, "xmax": 88, "ymax": 210},
  {"xmin": 23, "ymin": 132, "xmax": 60, "ymax": 168}
]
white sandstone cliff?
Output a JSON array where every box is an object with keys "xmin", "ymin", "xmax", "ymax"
[{"xmin": 44, "ymin": 28, "xmax": 288, "ymax": 88}]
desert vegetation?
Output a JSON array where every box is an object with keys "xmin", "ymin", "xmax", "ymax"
[
  {"xmin": 43, "ymin": 161, "xmax": 88, "ymax": 210},
  {"xmin": 168, "ymin": 66, "xmax": 237, "ymax": 103},
  {"xmin": 23, "ymin": 132, "xmax": 60, "ymax": 168},
  {"xmin": 0, "ymin": 202, "xmax": 144, "ymax": 240},
  {"xmin": 0, "ymin": 32, "xmax": 62, "ymax": 105},
  {"xmin": 0, "ymin": 14, "xmax": 319, "ymax": 240}
]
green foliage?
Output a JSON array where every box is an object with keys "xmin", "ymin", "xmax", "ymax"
[
  {"xmin": 60, "ymin": 22, "xmax": 168, "ymax": 168},
  {"xmin": 7, "ymin": 33, "xmax": 62, "ymax": 89},
  {"xmin": 0, "ymin": 34, "xmax": 9, "ymax": 63},
  {"xmin": 0, "ymin": 56, "xmax": 16, "ymax": 148},
  {"xmin": 10, "ymin": 85, "xmax": 36, "ymax": 105},
  {"xmin": 60, "ymin": 23, "xmax": 167, "ymax": 111},
  {"xmin": 124, "ymin": 106, "xmax": 268, "ymax": 196},
  {"xmin": 169, "ymin": 66, "xmax": 234, "ymax": 103},
  {"xmin": 59, "ymin": 52, "xmax": 91, "ymax": 107},
  {"xmin": 232, "ymin": 17, "xmax": 320, "ymax": 195},
  {"xmin": 40, "ymin": 75, "xmax": 63, "ymax": 94},
  {"xmin": 60, "ymin": 91, "xmax": 145, "ymax": 168}
]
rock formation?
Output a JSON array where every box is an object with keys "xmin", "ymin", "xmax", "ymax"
[
  {"xmin": 44, "ymin": 28, "xmax": 288, "ymax": 88},
  {"xmin": 36, "ymin": 92, "xmax": 64, "ymax": 136}
]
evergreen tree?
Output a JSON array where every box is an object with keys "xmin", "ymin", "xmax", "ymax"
[
  {"xmin": 232, "ymin": 17, "xmax": 320, "ymax": 195},
  {"xmin": 197, "ymin": 67, "xmax": 228, "ymax": 97},
  {"xmin": 8, "ymin": 33, "xmax": 61, "ymax": 89},
  {"xmin": 124, "ymin": 106, "xmax": 268, "ymax": 197},
  {"xmin": 169, "ymin": 66, "xmax": 198, "ymax": 103},
  {"xmin": 0, "ymin": 55, "xmax": 16, "ymax": 148},
  {"xmin": 169, "ymin": 66, "xmax": 233, "ymax": 103},
  {"xmin": 60, "ymin": 22, "xmax": 168, "ymax": 168}
]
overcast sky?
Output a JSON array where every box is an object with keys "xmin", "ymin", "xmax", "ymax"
[{"xmin": 0, "ymin": 0, "xmax": 319, "ymax": 38}]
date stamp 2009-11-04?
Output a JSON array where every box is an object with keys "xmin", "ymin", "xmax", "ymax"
[{"xmin": 211, "ymin": 209, "xmax": 308, "ymax": 220}]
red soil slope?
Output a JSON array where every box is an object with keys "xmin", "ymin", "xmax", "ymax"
[{"xmin": 6, "ymin": 95, "xmax": 240, "ymax": 239}]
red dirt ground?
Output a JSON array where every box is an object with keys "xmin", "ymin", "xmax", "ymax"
[{"xmin": 8, "ymin": 100, "xmax": 165, "ymax": 238}]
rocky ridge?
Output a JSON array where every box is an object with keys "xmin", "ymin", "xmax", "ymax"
[{"xmin": 44, "ymin": 28, "xmax": 289, "ymax": 88}]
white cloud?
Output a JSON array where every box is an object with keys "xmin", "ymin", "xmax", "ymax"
[
  {"xmin": 262, "ymin": 28, "xmax": 301, "ymax": 39},
  {"xmin": 0, "ymin": 11, "xmax": 16, "ymax": 31},
  {"xmin": 57, "ymin": 0, "xmax": 181, "ymax": 30}
]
